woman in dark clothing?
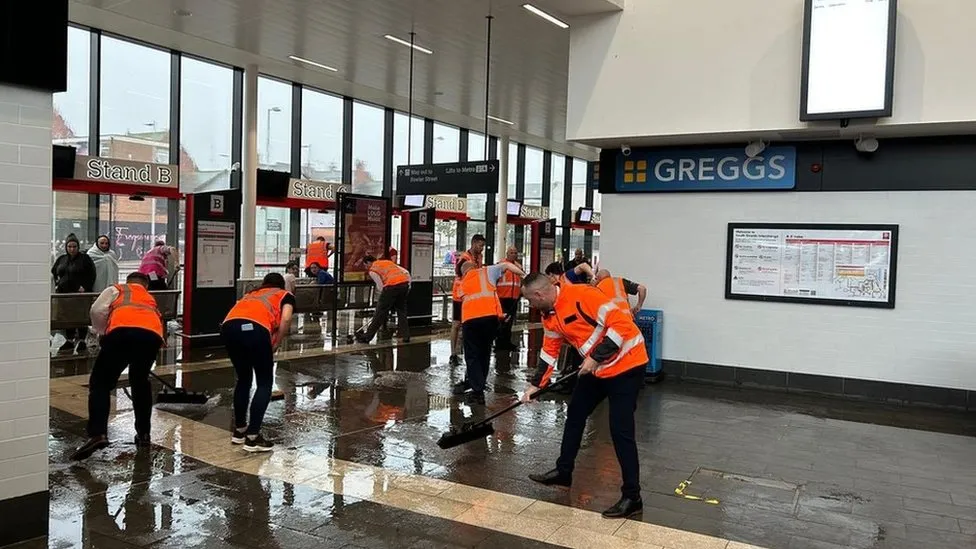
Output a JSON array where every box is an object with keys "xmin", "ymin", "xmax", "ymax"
[{"xmin": 51, "ymin": 233, "xmax": 97, "ymax": 353}]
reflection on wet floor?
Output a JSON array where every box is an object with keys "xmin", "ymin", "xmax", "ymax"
[{"xmin": 35, "ymin": 327, "xmax": 976, "ymax": 549}]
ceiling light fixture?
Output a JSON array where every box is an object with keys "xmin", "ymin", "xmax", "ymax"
[
  {"xmin": 522, "ymin": 4, "xmax": 569, "ymax": 29},
  {"xmin": 488, "ymin": 115, "xmax": 515, "ymax": 126},
  {"xmin": 384, "ymin": 34, "xmax": 433, "ymax": 55},
  {"xmin": 288, "ymin": 55, "xmax": 339, "ymax": 72}
]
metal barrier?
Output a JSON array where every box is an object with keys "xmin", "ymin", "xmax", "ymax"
[
  {"xmin": 50, "ymin": 290, "xmax": 181, "ymax": 330},
  {"xmin": 236, "ymin": 279, "xmax": 376, "ymax": 313}
]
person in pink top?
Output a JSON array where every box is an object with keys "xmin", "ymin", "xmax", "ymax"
[{"xmin": 138, "ymin": 241, "xmax": 177, "ymax": 290}]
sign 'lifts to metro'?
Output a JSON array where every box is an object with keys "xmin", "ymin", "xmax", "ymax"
[{"xmin": 396, "ymin": 160, "xmax": 499, "ymax": 195}]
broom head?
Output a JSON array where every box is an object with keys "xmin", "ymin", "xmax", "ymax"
[
  {"xmin": 156, "ymin": 388, "xmax": 210, "ymax": 405},
  {"xmin": 436, "ymin": 422, "xmax": 495, "ymax": 449}
]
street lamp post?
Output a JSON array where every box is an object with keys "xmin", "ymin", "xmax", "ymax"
[{"xmin": 265, "ymin": 107, "xmax": 282, "ymax": 165}]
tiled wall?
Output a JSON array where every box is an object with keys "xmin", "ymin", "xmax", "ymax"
[
  {"xmin": 0, "ymin": 84, "xmax": 52, "ymax": 502},
  {"xmin": 602, "ymin": 190, "xmax": 976, "ymax": 392}
]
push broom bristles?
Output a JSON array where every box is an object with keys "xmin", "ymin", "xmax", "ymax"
[{"xmin": 436, "ymin": 423, "xmax": 495, "ymax": 449}]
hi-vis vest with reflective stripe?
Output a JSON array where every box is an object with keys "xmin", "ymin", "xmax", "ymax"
[
  {"xmin": 452, "ymin": 251, "xmax": 479, "ymax": 301},
  {"xmin": 224, "ymin": 287, "xmax": 291, "ymax": 335},
  {"xmin": 106, "ymin": 283, "xmax": 164, "ymax": 338},
  {"xmin": 305, "ymin": 240, "xmax": 328, "ymax": 269},
  {"xmin": 496, "ymin": 259, "xmax": 522, "ymax": 299},
  {"xmin": 369, "ymin": 259, "xmax": 410, "ymax": 287},
  {"xmin": 538, "ymin": 284, "xmax": 648, "ymax": 385},
  {"xmin": 597, "ymin": 277, "xmax": 631, "ymax": 314},
  {"xmin": 460, "ymin": 267, "xmax": 503, "ymax": 322}
]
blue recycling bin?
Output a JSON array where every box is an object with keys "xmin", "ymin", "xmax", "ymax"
[{"xmin": 634, "ymin": 309, "xmax": 662, "ymax": 383}]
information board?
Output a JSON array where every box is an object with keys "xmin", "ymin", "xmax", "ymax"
[
  {"xmin": 726, "ymin": 223, "xmax": 898, "ymax": 308},
  {"xmin": 196, "ymin": 220, "xmax": 236, "ymax": 288}
]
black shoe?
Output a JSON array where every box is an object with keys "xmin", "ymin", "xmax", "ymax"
[
  {"xmin": 463, "ymin": 391, "xmax": 485, "ymax": 405},
  {"xmin": 449, "ymin": 354, "xmax": 461, "ymax": 366},
  {"xmin": 452, "ymin": 381, "xmax": 470, "ymax": 395},
  {"xmin": 528, "ymin": 469, "xmax": 572, "ymax": 487},
  {"xmin": 59, "ymin": 341, "xmax": 75, "ymax": 353},
  {"xmin": 71, "ymin": 436, "xmax": 109, "ymax": 461},
  {"xmin": 75, "ymin": 341, "xmax": 87, "ymax": 353},
  {"xmin": 243, "ymin": 434, "xmax": 274, "ymax": 453},
  {"xmin": 134, "ymin": 433, "xmax": 151, "ymax": 448},
  {"xmin": 602, "ymin": 497, "xmax": 643, "ymax": 519},
  {"xmin": 231, "ymin": 428, "xmax": 247, "ymax": 445}
]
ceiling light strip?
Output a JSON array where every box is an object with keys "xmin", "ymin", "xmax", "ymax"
[
  {"xmin": 384, "ymin": 34, "xmax": 433, "ymax": 55},
  {"xmin": 522, "ymin": 4, "xmax": 569, "ymax": 29},
  {"xmin": 488, "ymin": 115, "xmax": 515, "ymax": 126},
  {"xmin": 288, "ymin": 55, "xmax": 339, "ymax": 72}
]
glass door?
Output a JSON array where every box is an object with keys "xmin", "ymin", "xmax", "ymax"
[{"xmin": 99, "ymin": 194, "xmax": 177, "ymax": 284}]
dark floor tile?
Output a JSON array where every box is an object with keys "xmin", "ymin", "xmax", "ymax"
[
  {"xmin": 787, "ymin": 536, "xmax": 850, "ymax": 549},
  {"xmin": 902, "ymin": 524, "xmax": 976, "ymax": 546},
  {"xmin": 902, "ymin": 496, "xmax": 976, "ymax": 521},
  {"xmin": 736, "ymin": 367, "xmax": 789, "ymax": 389},
  {"xmin": 683, "ymin": 362, "xmax": 736, "ymax": 384},
  {"xmin": 474, "ymin": 532, "xmax": 562, "ymax": 548},
  {"xmin": 788, "ymin": 373, "xmax": 844, "ymax": 395},
  {"xmin": 225, "ymin": 524, "xmax": 331, "ymax": 549},
  {"xmin": 843, "ymin": 378, "xmax": 887, "ymax": 400}
]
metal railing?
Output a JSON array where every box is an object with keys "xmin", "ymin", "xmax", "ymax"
[{"xmin": 50, "ymin": 290, "xmax": 181, "ymax": 330}]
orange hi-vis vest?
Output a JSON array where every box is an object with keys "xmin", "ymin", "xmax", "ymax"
[
  {"xmin": 496, "ymin": 259, "xmax": 522, "ymax": 299},
  {"xmin": 224, "ymin": 287, "xmax": 291, "ymax": 338},
  {"xmin": 370, "ymin": 259, "xmax": 410, "ymax": 287},
  {"xmin": 452, "ymin": 250, "xmax": 480, "ymax": 301},
  {"xmin": 460, "ymin": 267, "xmax": 503, "ymax": 322},
  {"xmin": 597, "ymin": 276, "xmax": 631, "ymax": 314},
  {"xmin": 535, "ymin": 284, "xmax": 648, "ymax": 387},
  {"xmin": 305, "ymin": 240, "xmax": 329, "ymax": 269},
  {"xmin": 106, "ymin": 283, "xmax": 164, "ymax": 339}
]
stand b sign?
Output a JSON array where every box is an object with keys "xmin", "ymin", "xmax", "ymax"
[{"xmin": 209, "ymin": 194, "xmax": 225, "ymax": 214}]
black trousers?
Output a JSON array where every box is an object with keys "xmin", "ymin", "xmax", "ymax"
[
  {"xmin": 495, "ymin": 298, "xmax": 518, "ymax": 348},
  {"xmin": 87, "ymin": 328, "xmax": 162, "ymax": 438},
  {"xmin": 361, "ymin": 283, "xmax": 410, "ymax": 341},
  {"xmin": 222, "ymin": 320, "xmax": 275, "ymax": 434},
  {"xmin": 556, "ymin": 364, "xmax": 644, "ymax": 500},
  {"xmin": 461, "ymin": 316, "xmax": 498, "ymax": 393}
]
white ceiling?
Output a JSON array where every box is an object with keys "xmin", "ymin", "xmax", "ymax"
[{"xmin": 69, "ymin": 0, "xmax": 621, "ymax": 160}]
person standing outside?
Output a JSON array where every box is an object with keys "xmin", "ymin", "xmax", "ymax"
[
  {"xmin": 520, "ymin": 273, "xmax": 648, "ymax": 519},
  {"xmin": 453, "ymin": 260, "xmax": 526, "ymax": 403},
  {"xmin": 71, "ymin": 272, "xmax": 165, "ymax": 460},
  {"xmin": 87, "ymin": 235, "xmax": 119, "ymax": 293},
  {"xmin": 494, "ymin": 246, "xmax": 523, "ymax": 352},
  {"xmin": 51, "ymin": 233, "xmax": 97, "ymax": 353},
  {"xmin": 222, "ymin": 273, "xmax": 295, "ymax": 453},
  {"xmin": 356, "ymin": 255, "xmax": 411, "ymax": 344},
  {"xmin": 595, "ymin": 269, "xmax": 647, "ymax": 316},
  {"xmin": 138, "ymin": 241, "xmax": 177, "ymax": 291},
  {"xmin": 449, "ymin": 234, "xmax": 485, "ymax": 366}
]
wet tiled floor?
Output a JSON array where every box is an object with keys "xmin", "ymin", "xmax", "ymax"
[{"xmin": 25, "ymin": 326, "xmax": 976, "ymax": 548}]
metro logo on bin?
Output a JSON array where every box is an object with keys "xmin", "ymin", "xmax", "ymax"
[{"xmin": 615, "ymin": 147, "xmax": 796, "ymax": 192}]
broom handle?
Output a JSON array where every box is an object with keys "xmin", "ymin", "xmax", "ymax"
[
  {"xmin": 149, "ymin": 370, "xmax": 181, "ymax": 393},
  {"xmin": 476, "ymin": 370, "xmax": 580, "ymax": 426}
]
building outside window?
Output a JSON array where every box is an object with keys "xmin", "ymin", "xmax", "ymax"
[
  {"xmin": 180, "ymin": 57, "xmax": 234, "ymax": 194},
  {"xmin": 257, "ymin": 76, "xmax": 292, "ymax": 172},
  {"xmin": 352, "ymin": 101, "xmax": 385, "ymax": 196}
]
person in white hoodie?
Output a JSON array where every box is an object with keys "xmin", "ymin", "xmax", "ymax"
[{"xmin": 87, "ymin": 235, "xmax": 119, "ymax": 293}]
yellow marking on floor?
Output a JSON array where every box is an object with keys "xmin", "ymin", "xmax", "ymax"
[
  {"xmin": 674, "ymin": 479, "xmax": 721, "ymax": 505},
  {"xmin": 48, "ymin": 388, "xmax": 766, "ymax": 549}
]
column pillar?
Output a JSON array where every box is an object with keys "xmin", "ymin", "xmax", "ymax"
[
  {"xmin": 495, "ymin": 135, "xmax": 510, "ymax": 258},
  {"xmin": 241, "ymin": 64, "xmax": 259, "ymax": 278}
]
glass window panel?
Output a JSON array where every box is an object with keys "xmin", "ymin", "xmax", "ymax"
[
  {"xmin": 53, "ymin": 26, "xmax": 90, "ymax": 151},
  {"xmin": 467, "ymin": 131, "xmax": 486, "ymax": 161},
  {"xmin": 255, "ymin": 206, "xmax": 292, "ymax": 265},
  {"xmin": 432, "ymin": 122, "xmax": 460, "ymax": 163},
  {"xmin": 466, "ymin": 221, "xmax": 487, "ymax": 249},
  {"xmin": 180, "ymin": 57, "xmax": 234, "ymax": 193},
  {"xmin": 99, "ymin": 194, "xmax": 176, "ymax": 279},
  {"xmin": 100, "ymin": 36, "xmax": 170, "ymax": 161},
  {"xmin": 592, "ymin": 231, "xmax": 601, "ymax": 264},
  {"xmin": 300, "ymin": 210, "xmax": 337, "ymax": 274},
  {"xmin": 52, "ymin": 192, "xmax": 90, "ymax": 265},
  {"xmin": 434, "ymin": 219, "xmax": 459, "ymax": 277},
  {"xmin": 593, "ymin": 189, "xmax": 602, "ymax": 212},
  {"xmin": 353, "ymin": 101, "xmax": 385, "ymax": 196},
  {"xmin": 392, "ymin": 112, "xmax": 424, "ymax": 191},
  {"xmin": 257, "ymin": 76, "xmax": 292, "ymax": 171},
  {"xmin": 507, "ymin": 142, "xmax": 518, "ymax": 196},
  {"xmin": 550, "ymin": 153, "xmax": 565, "ymax": 220},
  {"xmin": 569, "ymin": 228, "xmax": 586, "ymax": 256},
  {"xmin": 300, "ymin": 88, "xmax": 344, "ymax": 181},
  {"xmin": 571, "ymin": 158, "xmax": 588, "ymax": 210},
  {"xmin": 524, "ymin": 146, "xmax": 543, "ymax": 205}
]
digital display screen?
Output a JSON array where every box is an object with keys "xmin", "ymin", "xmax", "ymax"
[
  {"xmin": 801, "ymin": 0, "xmax": 896, "ymax": 120},
  {"xmin": 506, "ymin": 200, "xmax": 522, "ymax": 216},
  {"xmin": 403, "ymin": 195, "xmax": 425, "ymax": 207},
  {"xmin": 577, "ymin": 208, "xmax": 593, "ymax": 223}
]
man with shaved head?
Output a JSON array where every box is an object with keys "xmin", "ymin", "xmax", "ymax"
[{"xmin": 595, "ymin": 269, "xmax": 647, "ymax": 316}]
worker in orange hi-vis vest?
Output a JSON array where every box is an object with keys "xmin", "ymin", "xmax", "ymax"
[
  {"xmin": 452, "ymin": 260, "xmax": 526, "ymax": 404},
  {"xmin": 71, "ymin": 272, "xmax": 165, "ymax": 461},
  {"xmin": 222, "ymin": 273, "xmax": 296, "ymax": 453},
  {"xmin": 449, "ymin": 234, "xmax": 485, "ymax": 366},
  {"xmin": 594, "ymin": 269, "xmax": 647, "ymax": 316},
  {"xmin": 494, "ymin": 246, "xmax": 523, "ymax": 352},
  {"xmin": 356, "ymin": 255, "xmax": 412, "ymax": 344},
  {"xmin": 305, "ymin": 236, "xmax": 332, "ymax": 271},
  {"xmin": 520, "ymin": 273, "xmax": 649, "ymax": 520}
]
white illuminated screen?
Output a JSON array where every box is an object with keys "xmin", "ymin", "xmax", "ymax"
[
  {"xmin": 403, "ymin": 195, "xmax": 425, "ymax": 207},
  {"xmin": 578, "ymin": 208, "xmax": 593, "ymax": 223},
  {"xmin": 506, "ymin": 201, "xmax": 522, "ymax": 216},
  {"xmin": 805, "ymin": 0, "xmax": 893, "ymax": 117}
]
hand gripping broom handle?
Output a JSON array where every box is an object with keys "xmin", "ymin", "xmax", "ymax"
[{"xmin": 475, "ymin": 370, "xmax": 581, "ymax": 427}]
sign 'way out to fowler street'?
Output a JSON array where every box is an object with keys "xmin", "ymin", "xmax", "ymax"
[{"xmin": 396, "ymin": 160, "xmax": 499, "ymax": 195}]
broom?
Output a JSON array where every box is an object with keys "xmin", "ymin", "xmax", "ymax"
[
  {"xmin": 437, "ymin": 370, "xmax": 580, "ymax": 449},
  {"xmin": 151, "ymin": 371, "xmax": 210, "ymax": 405}
]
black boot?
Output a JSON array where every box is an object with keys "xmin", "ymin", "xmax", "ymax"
[
  {"xmin": 528, "ymin": 468, "xmax": 572, "ymax": 487},
  {"xmin": 602, "ymin": 496, "xmax": 643, "ymax": 518}
]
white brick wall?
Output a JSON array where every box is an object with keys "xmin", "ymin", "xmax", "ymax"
[
  {"xmin": 603, "ymin": 191, "xmax": 976, "ymax": 392},
  {"xmin": 0, "ymin": 84, "xmax": 52, "ymax": 501}
]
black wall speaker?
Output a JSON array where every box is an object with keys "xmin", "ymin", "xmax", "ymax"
[{"xmin": 52, "ymin": 145, "xmax": 76, "ymax": 179}]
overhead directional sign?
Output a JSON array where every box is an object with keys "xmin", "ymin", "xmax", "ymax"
[{"xmin": 396, "ymin": 160, "xmax": 499, "ymax": 195}]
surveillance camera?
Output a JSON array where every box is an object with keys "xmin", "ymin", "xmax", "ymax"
[
  {"xmin": 744, "ymin": 140, "xmax": 767, "ymax": 158},
  {"xmin": 855, "ymin": 136, "xmax": 879, "ymax": 153},
  {"xmin": 621, "ymin": 145, "xmax": 632, "ymax": 157}
]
